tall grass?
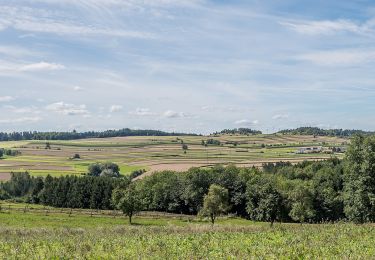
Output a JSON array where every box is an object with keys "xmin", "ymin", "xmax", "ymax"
[{"xmin": 0, "ymin": 209, "xmax": 375, "ymax": 259}]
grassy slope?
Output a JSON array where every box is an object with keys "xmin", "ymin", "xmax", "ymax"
[{"xmin": 0, "ymin": 203, "xmax": 374, "ymax": 259}]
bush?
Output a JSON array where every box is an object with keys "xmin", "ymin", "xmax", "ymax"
[
  {"xmin": 72, "ymin": 154, "xmax": 81, "ymax": 159},
  {"xmin": 88, "ymin": 162, "xmax": 120, "ymax": 177}
]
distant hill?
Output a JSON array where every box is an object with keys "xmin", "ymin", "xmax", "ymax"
[
  {"xmin": 278, "ymin": 127, "xmax": 374, "ymax": 137},
  {"xmin": 214, "ymin": 128, "xmax": 262, "ymax": 135},
  {"xmin": 0, "ymin": 128, "xmax": 198, "ymax": 141}
]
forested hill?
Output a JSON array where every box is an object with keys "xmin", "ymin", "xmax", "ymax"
[
  {"xmin": 278, "ymin": 127, "xmax": 374, "ymax": 137},
  {"xmin": 0, "ymin": 128, "xmax": 198, "ymax": 141},
  {"xmin": 214, "ymin": 128, "xmax": 263, "ymax": 135}
]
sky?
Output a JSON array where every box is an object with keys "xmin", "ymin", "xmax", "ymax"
[{"xmin": 0, "ymin": 0, "xmax": 375, "ymax": 134}]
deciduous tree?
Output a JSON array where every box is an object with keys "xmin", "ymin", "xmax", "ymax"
[
  {"xmin": 199, "ymin": 184, "xmax": 229, "ymax": 225},
  {"xmin": 112, "ymin": 184, "xmax": 142, "ymax": 224}
]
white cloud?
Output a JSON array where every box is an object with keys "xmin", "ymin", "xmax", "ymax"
[
  {"xmin": 18, "ymin": 21, "xmax": 153, "ymax": 39},
  {"xmin": 0, "ymin": 117, "xmax": 42, "ymax": 124},
  {"xmin": 0, "ymin": 45, "xmax": 36, "ymax": 57},
  {"xmin": 46, "ymin": 102, "xmax": 89, "ymax": 115},
  {"xmin": 0, "ymin": 60, "xmax": 64, "ymax": 74},
  {"xmin": 3, "ymin": 105, "xmax": 41, "ymax": 114},
  {"xmin": 19, "ymin": 62, "xmax": 65, "ymax": 72},
  {"xmin": 297, "ymin": 50, "xmax": 375, "ymax": 66},
  {"xmin": 18, "ymin": 33, "xmax": 36, "ymax": 39},
  {"xmin": 24, "ymin": 0, "xmax": 203, "ymax": 9},
  {"xmin": 73, "ymin": 86, "xmax": 83, "ymax": 91},
  {"xmin": 0, "ymin": 96, "xmax": 15, "ymax": 102},
  {"xmin": 0, "ymin": 6, "xmax": 154, "ymax": 39},
  {"xmin": 129, "ymin": 108, "xmax": 155, "ymax": 116},
  {"xmin": 280, "ymin": 19, "xmax": 364, "ymax": 35},
  {"xmin": 0, "ymin": 17, "xmax": 11, "ymax": 31},
  {"xmin": 234, "ymin": 119, "xmax": 259, "ymax": 126},
  {"xmin": 1, "ymin": 2, "xmax": 375, "ymax": 132},
  {"xmin": 163, "ymin": 110, "xmax": 188, "ymax": 118},
  {"xmin": 272, "ymin": 114, "xmax": 289, "ymax": 120},
  {"xmin": 109, "ymin": 105, "xmax": 123, "ymax": 113}
]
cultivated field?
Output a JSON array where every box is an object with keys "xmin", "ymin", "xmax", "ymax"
[
  {"xmin": 0, "ymin": 134, "xmax": 347, "ymax": 180},
  {"xmin": 0, "ymin": 202, "xmax": 373, "ymax": 259}
]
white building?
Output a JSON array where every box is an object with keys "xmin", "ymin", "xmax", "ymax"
[{"xmin": 296, "ymin": 146, "xmax": 323, "ymax": 154}]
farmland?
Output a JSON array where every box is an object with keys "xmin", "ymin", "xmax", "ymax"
[
  {"xmin": 0, "ymin": 202, "xmax": 374, "ymax": 259},
  {"xmin": 0, "ymin": 134, "xmax": 373, "ymax": 260},
  {"xmin": 0, "ymin": 134, "xmax": 347, "ymax": 181}
]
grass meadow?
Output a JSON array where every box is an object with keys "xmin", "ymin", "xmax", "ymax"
[{"xmin": 0, "ymin": 203, "xmax": 374, "ymax": 259}]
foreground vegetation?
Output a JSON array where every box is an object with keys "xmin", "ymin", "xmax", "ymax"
[{"xmin": 0, "ymin": 208, "xmax": 374, "ymax": 259}]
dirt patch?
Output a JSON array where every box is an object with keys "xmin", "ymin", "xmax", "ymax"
[
  {"xmin": 0, "ymin": 172, "xmax": 11, "ymax": 181},
  {"xmin": 149, "ymin": 163, "xmax": 206, "ymax": 172},
  {"xmin": 134, "ymin": 163, "xmax": 206, "ymax": 180},
  {"xmin": 22, "ymin": 165, "xmax": 74, "ymax": 171},
  {"xmin": 134, "ymin": 156, "xmax": 333, "ymax": 180}
]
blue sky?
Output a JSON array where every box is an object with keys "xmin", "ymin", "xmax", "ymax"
[{"xmin": 0, "ymin": 0, "xmax": 375, "ymax": 134}]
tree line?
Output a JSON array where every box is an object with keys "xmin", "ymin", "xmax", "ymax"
[
  {"xmin": 0, "ymin": 128, "xmax": 197, "ymax": 141},
  {"xmin": 278, "ymin": 127, "xmax": 374, "ymax": 137},
  {"xmin": 214, "ymin": 128, "xmax": 262, "ymax": 135},
  {"xmin": 1, "ymin": 135, "xmax": 375, "ymax": 224},
  {"xmin": 0, "ymin": 173, "xmax": 127, "ymax": 209},
  {"xmin": 0, "ymin": 127, "xmax": 373, "ymax": 141},
  {"xmin": 0, "ymin": 148, "xmax": 21, "ymax": 158}
]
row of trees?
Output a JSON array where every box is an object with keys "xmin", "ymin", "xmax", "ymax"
[
  {"xmin": 0, "ymin": 148, "xmax": 21, "ymax": 158},
  {"xmin": 0, "ymin": 128, "xmax": 197, "ymax": 141},
  {"xmin": 110, "ymin": 160, "xmax": 344, "ymax": 224},
  {"xmin": 1, "ymin": 127, "xmax": 371, "ymax": 142},
  {"xmin": 278, "ymin": 127, "xmax": 374, "ymax": 137},
  {"xmin": 215, "ymin": 128, "xmax": 262, "ymax": 135},
  {"xmin": 204, "ymin": 139, "xmax": 221, "ymax": 146},
  {"xmin": 0, "ymin": 172, "xmax": 127, "ymax": 209},
  {"xmin": 1, "ymin": 135, "xmax": 375, "ymax": 224},
  {"xmin": 112, "ymin": 135, "xmax": 375, "ymax": 224}
]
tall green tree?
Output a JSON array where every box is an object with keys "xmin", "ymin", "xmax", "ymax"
[
  {"xmin": 88, "ymin": 162, "xmax": 120, "ymax": 177},
  {"xmin": 112, "ymin": 184, "xmax": 142, "ymax": 224},
  {"xmin": 88, "ymin": 163, "xmax": 102, "ymax": 177},
  {"xmin": 39, "ymin": 175, "xmax": 56, "ymax": 205},
  {"xmin": 311, "ymin": 165, "xmax": 344, "ymax": 222},
  {"xmin": 288, "ymin": 183, "xmax": 315, "ymax": 224},
  {"xmin": 30, "ymin": 177, "xmax": 44, "ymax": 203},
  {"xmin": 5, "ymin": 172, "xmax": 33, "ymax": 197},
  {"xmin": 182, "ymin": 168, "xmax": 214, "ymax": 213},
  {"xmin": 199, "ymin": 184, "xmax": 229, "ymax": 225},
  {"xmin": 343, "ymin": 135, "xmax": 375, "ymax": 223},
  {"xmin": 246, "ymin": 175, "xmax": 282, "ymax": 226}
]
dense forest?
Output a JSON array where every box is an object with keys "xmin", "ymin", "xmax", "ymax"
[
  {"xmin": 278, "ymin": 127, "xmax": 374, "ymax": 137},
  {"xmin": 0, "ymin": 128, "xmax": 197, "ymax": 141},
  {"xmin": 1, "ymin": 134, "xmax": 375, "ymax": 224}
]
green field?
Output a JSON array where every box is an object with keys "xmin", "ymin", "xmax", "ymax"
[
  {"xmin": 0, "ymin": 203, "xmax": 373, "ymax": 259},
  {"xmin": 0, "ymin": 134, "xmax": 347, "ymax": 180}
]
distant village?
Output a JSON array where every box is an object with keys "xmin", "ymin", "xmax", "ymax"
[{"xmin": 296, "ymin": 146, "xmax": 347, "ymax": 154}]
